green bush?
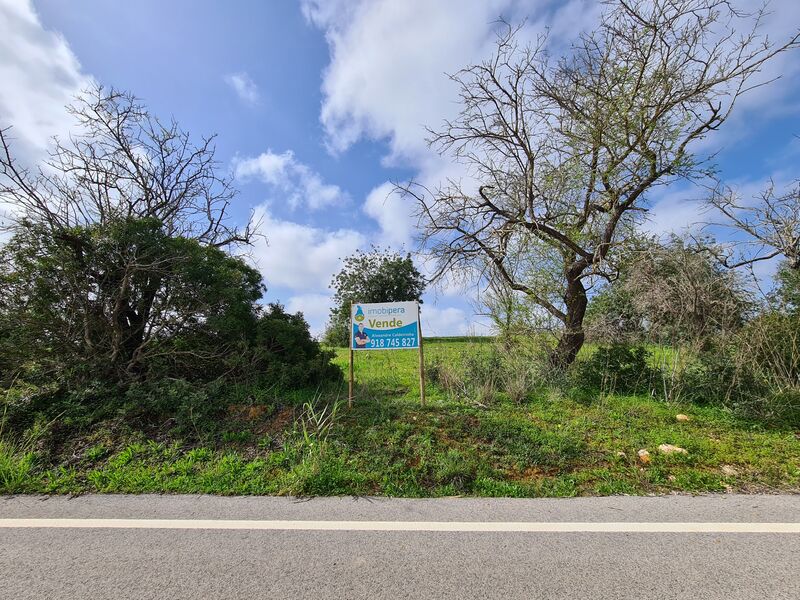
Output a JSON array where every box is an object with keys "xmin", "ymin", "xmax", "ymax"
[
  {"xmin": 576, "ymin": 344, "xmax": 658, "ymax": 396},
  {"xmin": 685, "ymin": 313, "xmax": 800, "ymax": 426},
  {"xmin": 426, "ymin": 345, "xmax": 504, "ymax": 404},
  {"xmin": 249, "ymin": 304, "xmax": 342, "ymax": 388},
  {"xmin": 120, "ymin": 379, "xmax": 221, "ymax": 436}
]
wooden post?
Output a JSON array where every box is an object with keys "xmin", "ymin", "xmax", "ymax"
[
  {"xmin": 417, "ymin": 305, "xmax": 426, "ymax": 406},
  {"xmin": 348, "ymin": 302, "xmax": 354, "ymax": 408},
  {"xmin": 348, "ymin": 347, "xmax": 354, "ymax": 409}
]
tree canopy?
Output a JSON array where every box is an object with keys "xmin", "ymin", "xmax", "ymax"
[{"xmin": 324, "ymin": 248, "xmax": 426, "ymax": 346}]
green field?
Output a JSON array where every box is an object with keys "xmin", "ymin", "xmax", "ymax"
[{"xmin": 2, "ymin": 338, "xmax": 799, "ymax": 496}]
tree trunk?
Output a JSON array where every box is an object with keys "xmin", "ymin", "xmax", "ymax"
[{"xmin": 550, "ymin": 275, "xmax": 588, "ymax": 369}]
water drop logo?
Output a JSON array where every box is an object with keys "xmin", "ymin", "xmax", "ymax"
[{"xmin": 354, "ymin": 305, "xmax": 365, "ymax": 322}]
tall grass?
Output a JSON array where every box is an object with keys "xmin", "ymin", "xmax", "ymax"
[{"xmin": 0, "ymin": 385, "xmax": 37, "ymax": 493}]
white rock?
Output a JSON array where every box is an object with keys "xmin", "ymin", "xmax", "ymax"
[
  {"xmin": 658, "ymin": 444, "xmax": 688, "ymax": 455},
  {"xmin": 637, "ymin": 449, "xmax": 651, "ymax": 464}
]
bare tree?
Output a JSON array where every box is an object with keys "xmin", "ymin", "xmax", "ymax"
[
  {"xmin": 399, "ymin": 0, "xmax": 799, "ymax": 367},
  {"xmin": 0, "ymin": 85, "xmax": 252, "ymax": 246},
  {"xmin": 705, "ymin": 178, "xmax": 800, "ymax": 270}
]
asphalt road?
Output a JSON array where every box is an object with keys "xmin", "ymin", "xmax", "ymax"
[{"xmin": 1, "ymin": 494, "xmax": 798, "ymax": 599}]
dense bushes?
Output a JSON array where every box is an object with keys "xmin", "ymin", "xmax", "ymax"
[
  {"xmin": 576, "ymin": 345, "xmax": 658, "ymax": 396},
  {"xmin": 0, "ymin": 303, "xmax": 342, "ymax": 441},
  {"xmin": 0, "ymin": 218, "xmax": 340, "ymax": 440},
  {"xmin": 0, "ymin": 219, "xmax": 340, "ymax": 388},
  {"xmin": 686, "ymin": 312, "xmax": 800, "ymax": 426},
  {"xmin": 0, "ymin": 87, "xmax": 344, "ymax": 453},
  {"xmin": 0, "ymin": 218, "xmax": 264, "ymax": 385},
  {"xmin": 247, "ymin": 304, "xmax": 341, "ymax": 389}
]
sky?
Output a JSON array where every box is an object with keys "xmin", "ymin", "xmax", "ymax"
[{"xmin": 1, "ymin": 0, "xmax": 799, "ymax": 336}]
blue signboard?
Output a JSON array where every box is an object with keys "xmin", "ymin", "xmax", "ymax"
[{"xmin": 351, "ymin": 301, "xmax": 420, "ymax": 350}]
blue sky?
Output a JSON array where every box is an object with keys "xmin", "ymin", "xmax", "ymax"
[{"xmin": 2, "ymin": 0, "xmax": 799, "ymax": 335}]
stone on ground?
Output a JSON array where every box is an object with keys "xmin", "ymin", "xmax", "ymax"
[{"xmin": 658, "ymin": 444, "xmax": 688, "ymax": 455}]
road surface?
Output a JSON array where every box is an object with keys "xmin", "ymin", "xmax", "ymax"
[{"xmin": 1, "ymin": 494, "xmax": 798, "ymax": 599}]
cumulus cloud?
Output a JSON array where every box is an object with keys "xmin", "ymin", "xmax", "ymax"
[
  {"xmin": 235, "ymin": 150, "xmax": 349, "ymax": 211},
  {"xmin": 641, "ymin": 185, "xmax": 707, "ymax": 238},
  {"xmin": 0, "ymin": 0, "xmax": 92, "ymax": 164},
  {"xmin": 363, "ymin": 181, "xmax": 417, "ymax": 248},
  {"xmin": 249, "ymin": 205, "xmax": 365, "ymax": 293},
  {"xmin": 301, "ymin": 0, "xmax": 604, "ymax": 167},
  {"xmin": 421, "ymin": 305, "xmax": 493, "ymax": 337},
  {"xmin": 224, "ymin": 72, "xmax": 260, "ymax": 106},
  {"xmin": 303, "ymin": 0, "xmax": 509, "ymax": 162}
]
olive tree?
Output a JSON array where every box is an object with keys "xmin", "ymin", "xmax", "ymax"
[{"xmin": 400, "ymin": 0, "xmax": 799, "ymax": 367}]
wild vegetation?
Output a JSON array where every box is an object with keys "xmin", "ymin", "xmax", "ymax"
[
  {"xmin": 399, "ymin": 0, "xmax": 799, "ymax": 367},
  {"xmin": 1, "ymin": 338, "xmax": 798, "ymax": 497},
  {"xmin": 1, "ymin": 0, "xmax": 799, "ymax": 497},
  {"xmin": 0, "ymin": 87, "xmax": 342, "ymax": 493}
]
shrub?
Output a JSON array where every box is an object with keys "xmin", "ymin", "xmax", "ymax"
[
  {"xmin": 686, "ymin": 312, "xmax": 800, "ymax": 426},
  {"xmin": 120, "ymin": 379, "xmax": 220, "ymax": 436},
  {"xmin": 0, "ymin": 218, "xmax": 264, "ymax": 386},
  {"xmin": 576, "ymin": 345, "xmax": 658, "ymax": 396},
  {"xmin": 248, "ymin": 304, "xmax": 342, "ymax": 388},
  {"xmin": 426, "ymin": 345, "xmax": 503, "ymax": 405},
  {"xmin": 427, "ymin": 343, "xmax": 543, "ymax": 405}
]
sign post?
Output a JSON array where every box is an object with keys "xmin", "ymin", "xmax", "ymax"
[
  {"xmin": 417, "ymin": 315, "xmax": 426, "ymax": 406},
  {"xmin": 349, "ymin": 301, "xmax": 424, "ymax": 406},
  {"xmin": 348, "ymin": 303, "xmax": 355, "ymax": 409},
  {"xmin": 348, "ymin": 346, "xmax": 354, "ymax": 409}
]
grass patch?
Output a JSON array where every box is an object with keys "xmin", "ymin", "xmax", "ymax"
[{"xmin": 1, "ymin": 339, "xmax": 799, "ymax": 497}]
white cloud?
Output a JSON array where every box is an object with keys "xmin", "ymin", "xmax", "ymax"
[
  {"xmin": 363, "ymin": 181, "xmax": 416, "ymax": 248},
  {"xmin": 0, "ymin": 0, "xmax": 94, "ymax": 243},
  {"xmin": 641, "ymin": 185, "xmax": 707, "ymax": 238},
  {"xmin": 682, "ymin": 0, "xmax": 800, "ymax": 154},
  {"xmin": 302, "ymin": 0, "xmax": 508, "ymax": 161},
  {"xmin": 0, "ymin": 0, "xmax": 92, "ymax": 164},
  {"xmin": 235, "ymin": 150, "xmax": 349, "ymax": 211},
  {"xmin": 249, "ymin": 205, "xmax": 365, "ymax": 293},
  {"xmin": 302, "ymin": 0, "xmax": 603, "ymax": 167},
  {"xmin": 224, "ymin": 72, "xmax": 260, "ymax": 106},
  {"xmin": 421, "ymin": 304, "xmax": 493, "ymax": 337}
]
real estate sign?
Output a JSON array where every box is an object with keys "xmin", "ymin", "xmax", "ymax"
[{"xmin": 350, "ymin": 301, "xmax": 420, "ymax": 350}]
